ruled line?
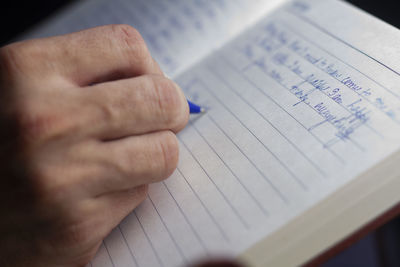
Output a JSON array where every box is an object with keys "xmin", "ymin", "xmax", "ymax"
[
  {"xmin": 274, "ymin": 20, "xmax": 387, "ymax": 138},
  {"xmin": 179, "ymin": 138, "xmax": 250, "ymax": 229},
  {"xmin": 162, "ymin": 181, "xmax": 209, "ymax": 254},
  {"xmin": 176, "ymin": 168, "xmax": 230, "ymax": 242},
  {"xmin": 233, "ymin": 37, "xmax": 368, "ymax": 152},
  {"xmin": 217, "ymin": 55, "xmax": 329, "ymax": 176},
  {"xmin": 207, "ymin": 114, "xmax": 290, "ymax": 203},
  {"xmin": 148, "ymin": 196, "xmax": 187, "ymax": 264},
  {"xmin": 286, "ymin": 9, "xmax": 400, "ymax": 82},
  {"xmin": 280, "ymin": 14, "xmax": 400, "ymax": 121},
  {"xmin": 103, "ymin": 241, "xmax": 116, "ymax": 267},
  {"xmin": 234, "ymin": 50, "xmax": 347, "ymax": 163},
  {"xmin": 134, "ymin": 212, "xmax": 164, "ymax": 267},
  {"xmin": 236, "ymin": 53, "xmax": 366, "ymax": 152},
  {"xmin": 190, "ymin": 120, "xmax": 270, "ymax": 217},
  {"xmin": 277, "ymin": 55, "xmax": 373, "ymax": 149},
  {"xmin": 196, "ymin": 78, "xmax": 308, "ymax": 190},
  {"xmin": 118, "ymin": 226, "xmax": 139, "ymax": 267}
]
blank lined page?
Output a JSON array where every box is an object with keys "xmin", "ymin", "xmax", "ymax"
[{"xmin": 91, "ymin": 0, "xmax": 400, "ymax": 266}]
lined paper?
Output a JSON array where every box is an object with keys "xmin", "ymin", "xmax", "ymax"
[
  {"xmin": 23, "ymin": 0, "xmax": 285, "ymax": 77},
  {"xmin": 21, "ymin": 0, "xmax": 400, "ymax": 266},
  {"xmin": 91, "ymin": 1, "xmax": 400, "ymax": 266}
]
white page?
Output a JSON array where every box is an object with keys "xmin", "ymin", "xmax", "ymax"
[
  {"xmin": 21, "ymin": 0, "xmax": 285, "ymax": 77},
  {"xmin": 92, "ymin": 0, "xmax": 400, "ymax": 266},
  {"xmin": 20, "ymin": 0, "xmax": 400, "ymax": 266}
]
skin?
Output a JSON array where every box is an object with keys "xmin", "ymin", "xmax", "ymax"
[{"xmin": 0, "ymin": 24, "xmax": 189, "ymax": 267}]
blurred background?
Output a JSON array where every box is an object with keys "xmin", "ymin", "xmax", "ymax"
[{"xmin": 2, "ymin": 0, "xmax": 400, "ymax": 266}]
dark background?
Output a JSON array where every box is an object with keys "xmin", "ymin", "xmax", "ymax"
[
  {"xmin": 2, "ymin": 0, "xmax": 76, "ymax": 45},
  {"xmin": 2, "ymin": 0, "xmax": 400, "ymax": 266},
  {"xmin": 2, "ymin": 0, "xmax": 400, "ymax": 46}
]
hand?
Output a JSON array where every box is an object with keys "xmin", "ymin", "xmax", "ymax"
[{"xmin": 0, "ymin": 25, "xmax": 189, "ymax": 267}]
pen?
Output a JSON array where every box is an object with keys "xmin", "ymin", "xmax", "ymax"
[{"xmin": 188, "ymin": 100, "xmax": 206, "ymax": 114}]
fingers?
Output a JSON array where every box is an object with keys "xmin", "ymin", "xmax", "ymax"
[
  {"xmin": 83, "ymin": 74, "xmax": 189, "ymax": 140},
  {"xmin": 88, "ymin": 131, "xmax": 179, "ymax": 196},
  {"xmin": 4, "ymin": 24, "xmax": 162, "ymax": 87},
  {"xmin": 59, "ymin": 24, "xmax": 163, "ymax": 85},
  {"xmin": 3, "ymin": 26, "xmax": 189, "ymax": 142}
]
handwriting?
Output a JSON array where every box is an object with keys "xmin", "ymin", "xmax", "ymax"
[{"xmin": 234, "ymin": 21, "xmax": 400, "ymax": 147}]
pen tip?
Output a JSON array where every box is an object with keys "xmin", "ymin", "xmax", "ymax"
[{"xmin": 200, "ymin": 107, "xmax": 206, "ymax": 113}]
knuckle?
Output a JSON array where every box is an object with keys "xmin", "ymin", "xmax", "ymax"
[
  {"xmin": 110, "ymin": 24, "xmax": 151, "ymax": 66},
  {"xmin": 93, "ymin": 93, "xmax": 116, "ymax": 128},
  {"xmin": 155, "ymin": 131, "xmax": 179, "ymax": 179},
  {"xmin": 111, "ymin": 24, "xmax": 143, "ymax": 44},
  {"xmin": 13, "ymin": 103, "xmax": 58, "ymax": 143},
  {"xmin": 152, "ymin": 76, "xmax": 189, "ymax": 130},
  {"xmin": 116, "ymin": 133, "xmax": 179, "ymax": 183},
  {"xmin": 12, "ymin": 93, "xmax": 82, "ymax": 144},
  {"xmin": 0, "ymin": 44, "xmax": 22, "ymax": 83},
  {"xmin": 0, "ymin": 44, "xmax": 19, "ymax": 64},
  {"xmin": 0, "ymin": 41, "xmax": 42, "ymax": 75}
]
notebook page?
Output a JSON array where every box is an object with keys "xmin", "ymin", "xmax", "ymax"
[
  {"xmin": 21, "ymin": 0, "xmax": 285, "ymax": 77},
  {"xmin": 91, "ymin": 0, "xmax": 400, "ymax": 266}
]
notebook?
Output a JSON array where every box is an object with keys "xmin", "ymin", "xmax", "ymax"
[{"xmin": 21, "ymin": 0, "xmax": 400, "ymax": 266}]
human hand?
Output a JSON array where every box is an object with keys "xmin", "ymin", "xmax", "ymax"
[{"xmin": 0, "ymin": 25, "xmax": 188, "ymax": 267}]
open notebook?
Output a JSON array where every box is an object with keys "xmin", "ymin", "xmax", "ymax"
[{"xmin": 21, "ymin": 0, "xmax": 400, "ymax": 266}]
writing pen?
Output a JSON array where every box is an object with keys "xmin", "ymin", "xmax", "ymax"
[{"xmin": 188, "ymin": 100, "xmax": 206, "ymax": 114}]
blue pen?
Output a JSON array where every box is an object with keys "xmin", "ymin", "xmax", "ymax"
[{"xmin": 188, "ymin": 100, "xmax": 206, "ymax": 114}]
